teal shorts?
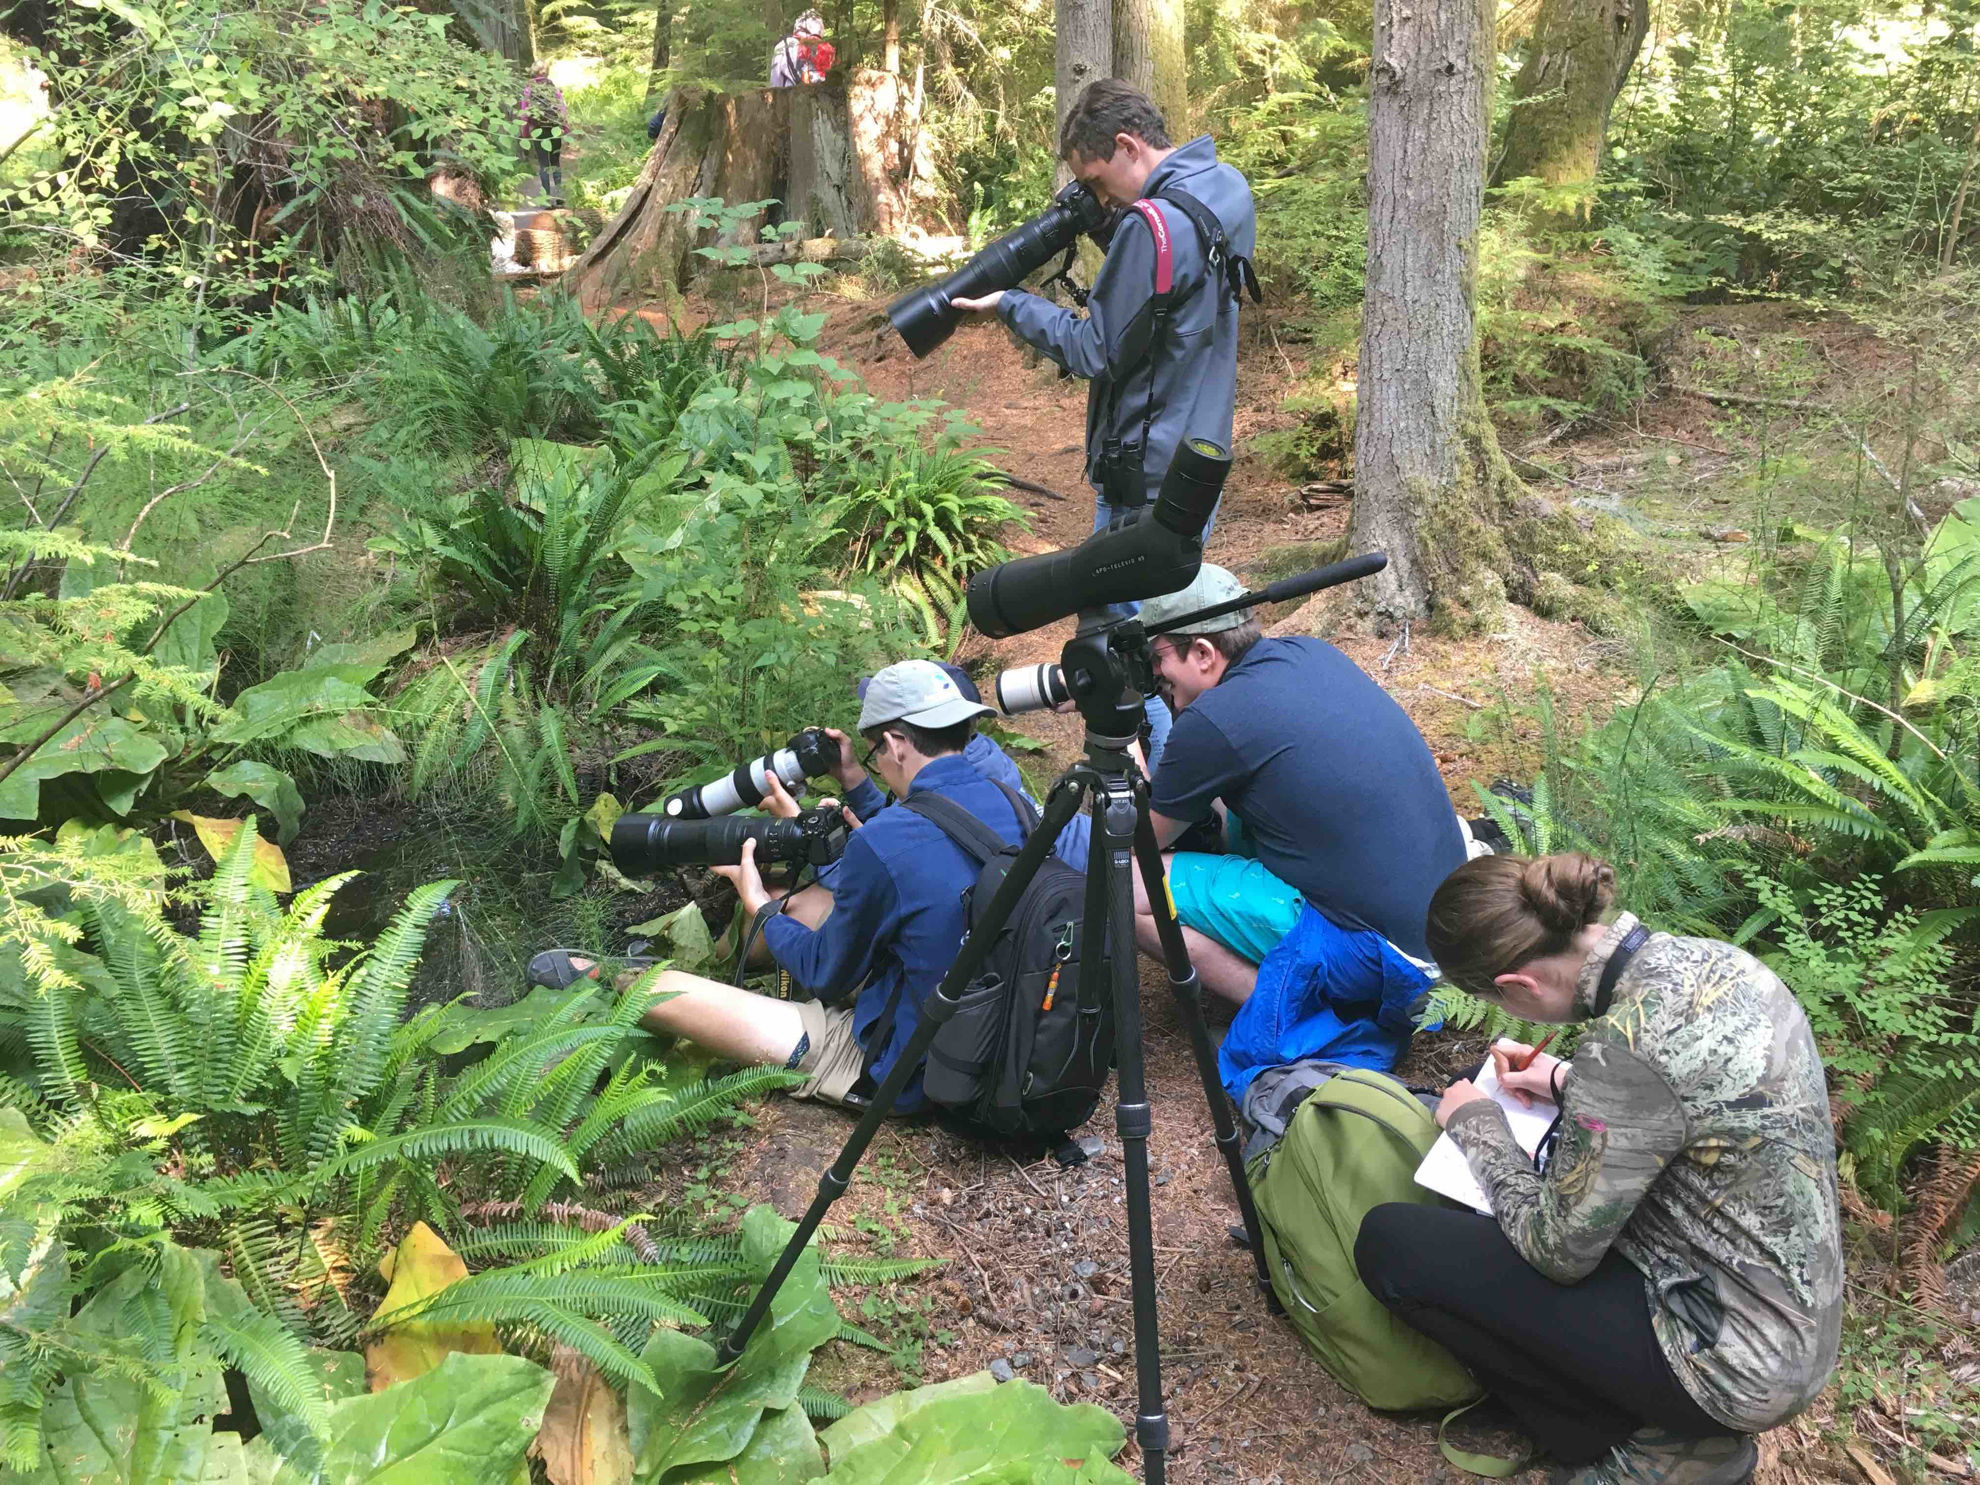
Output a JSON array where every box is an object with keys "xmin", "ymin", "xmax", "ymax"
[{"xmin": 1166, "ymin": 852, "xmax": 1305, "ymax": 966}]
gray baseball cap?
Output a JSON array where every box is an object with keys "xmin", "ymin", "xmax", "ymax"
[
  {"xmin": 856, "ymin": 659, "xmax": 995, "ymax": 733},
  {"xmin": 1137, "ymin": 563, "xmax": 1250, "ymax": 635}
]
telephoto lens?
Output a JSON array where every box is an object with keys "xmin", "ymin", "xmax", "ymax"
[
  {"xmin": 993, "ymin": 662, "xmax": 1070, "ymax": 716},
  {"xmin": 661, "ymin": 727, "xmax": 843, "ymax": 820},
  {"xmin": 966, "ymin": 437, "xmax": 1233, "ymax": 639},
  {"xmin": 609, "ymin": 806, "xmax": 849, "ymax": 876},
  {"xmin": 887, "ymin": 181, "xmax": 1112, "ymax": 358}
]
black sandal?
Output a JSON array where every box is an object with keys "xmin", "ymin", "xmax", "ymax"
[{"xmin": 525, "ymin": 949, "xmax": 656, "ymax": 989}]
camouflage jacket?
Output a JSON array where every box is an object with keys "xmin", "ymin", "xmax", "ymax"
[{"xmin": 1445, "ymin": 913, "xmax": 1843, "ymax": 1433}]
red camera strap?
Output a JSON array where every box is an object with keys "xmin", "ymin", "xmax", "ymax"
[{"xmin": 1128, "ymin": 199, "xmax": 1173, "ymax": 296}]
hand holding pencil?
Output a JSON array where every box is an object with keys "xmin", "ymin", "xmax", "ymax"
[{"xmin": 1490, "ymin": 1037, "xmax": 1565, "ymax": 1109}]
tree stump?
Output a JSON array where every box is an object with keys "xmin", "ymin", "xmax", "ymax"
[{"xmin": 569, "ymin": 72, "xmax": 916, "ymax": 310}]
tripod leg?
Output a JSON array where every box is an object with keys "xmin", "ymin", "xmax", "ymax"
[
  {"xmin": 1130, "ymin": 806, "xmax": 1282, "ymax": 1315},
  {"xmin": 715, "ymin": 773, "xmax": 1093, "ymax": 1365},
  {"xmin": 1094, "ymin": 781, "xmax": 1169, "ymax": 1484}
]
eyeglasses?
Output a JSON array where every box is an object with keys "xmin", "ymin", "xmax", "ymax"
[{"xmin": 860, "ymin": 736, "xmax": 884, "ymax": 773}]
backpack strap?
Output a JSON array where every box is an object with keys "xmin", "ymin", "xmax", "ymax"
[
  {"xmin": 902, "ymin": 790, "xmax": 1011, "ymax": 865},
  {"xmin": 1155, "ymin": 186, "xmax": 1263, "ymax": 307}
]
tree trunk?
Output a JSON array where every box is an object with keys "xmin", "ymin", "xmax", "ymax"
[
  {"xmin": 1342, "ymin": 0, "xmax": 1528, "ymax": 633},
  {"xmin": 1491, "ymin": 0, "xmax": 1649, "ymax": 200},
  {"xmin": 1057, "ymin": 0, "xmax": 1111, "ymax": 138},
  {"xmin": 568, "ymin": 77, "xmax": 912, "ymax": 308},
  {"xmin": 648, "ymin": 2, "xmax": 671, "ymax": 99},
  {"xmin": 1112, "ymin": 0, "xmax": 1186, "ymax": 135},
  {"xmin": 883, "ymin": 0, "xmax": 901, "ymax": 74}
]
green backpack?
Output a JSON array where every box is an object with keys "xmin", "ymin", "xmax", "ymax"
[{"xmin": 1245, "ymin": 1067, "xmax": 1484, "ymax": 1414}]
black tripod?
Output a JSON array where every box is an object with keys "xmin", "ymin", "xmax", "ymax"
[{"xmin": 717, "ymin": 555, "xmax": 1387, "ymax": 1483}]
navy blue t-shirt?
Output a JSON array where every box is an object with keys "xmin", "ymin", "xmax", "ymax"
[{"xmin": 1149, "ymin": 636, "xmax": 1463, "ymax": 959}]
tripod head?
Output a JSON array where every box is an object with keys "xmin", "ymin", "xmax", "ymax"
[{"xmin": 1006, "ymin": 552, "xmax": 1391, "ymax": 746}]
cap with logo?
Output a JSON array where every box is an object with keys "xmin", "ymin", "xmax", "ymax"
[
  {"xmin": 1135, "ymin": 563, "xmax": 1250, "ymax": 635},
  {"xmin": 856, "ymin": 659, "xmax": 995, "ymax": 733}
]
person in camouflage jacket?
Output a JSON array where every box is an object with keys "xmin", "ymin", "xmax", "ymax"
[{"xmin": 1355, "ymin": 853, "xmax": 1842, "ymax": 1485}]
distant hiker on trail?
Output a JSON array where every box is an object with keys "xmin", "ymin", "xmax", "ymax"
[
  {"xmin": 520, "ymin": 64, "xmax": 567, "ymax": 204},
  {"xmin": 770, "ymin": 10, "xmax": 834, "ymax": 87}
]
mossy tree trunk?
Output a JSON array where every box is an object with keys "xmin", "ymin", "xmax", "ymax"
[
  {"xmin": 1113, "ymin": 0, "xmax": 1185, "ymax": 135},
  {"xmin": 1345, "ymin": 0, "xmax": 1527, "ymax": 634},
  {"xmin": 1057, "ymin": 0, "xmax": 1111, "ymax": 139},
  {"xmin": 1491, "ymin": 0, "xmax": 1649, "ymax": 202}
]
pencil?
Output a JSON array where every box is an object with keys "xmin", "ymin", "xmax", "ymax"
[{"xmin": 1509, "ymin": 1030, "xmax": 1558, "ymax": 1072}]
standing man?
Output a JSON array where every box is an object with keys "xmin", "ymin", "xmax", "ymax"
[
  {"xmin": 950, "ymin": 79, "xmax": 1258, "ymax": 763},
  {"xmin": 520, "ymin": 63, "xmax": 567, "ymax": 205},
  {"xmin": 770, "ymin": 11, "xmax": 831, "ymax": 87}
]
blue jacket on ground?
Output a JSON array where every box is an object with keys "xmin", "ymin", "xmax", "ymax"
[
  {"xmin": 762, "ymin": 754, "xmax": 1026, "ymax": 1112},
  {"xmin": 1216, "ymin": 903, "xmax": 1432, "ymax": 1100},
  {"xmin": 997, "ymin": 136, "xmax": 1256, "ymax": 506}
]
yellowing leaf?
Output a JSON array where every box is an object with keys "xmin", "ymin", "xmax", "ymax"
[
  {"xmin": 366, "ymin": 1221, "xmax": 502, "ymax": 1391},
  {"xmin": 533, "ymin": 1346, "xmax": 634, "ymax": 1485},
  {"xmin": 169, "ymin": 811, "xmax": 292, "ymax": 892}
]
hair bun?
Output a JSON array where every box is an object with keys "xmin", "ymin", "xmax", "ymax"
[{"xmin": 1518, "ymin": 854, "xmax": 1616, "ymax": 935}]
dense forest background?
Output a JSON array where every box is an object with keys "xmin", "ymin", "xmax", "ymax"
[{"xmin": 1, "ymin": 0, "xmax": 1977, "ymax": 1480}]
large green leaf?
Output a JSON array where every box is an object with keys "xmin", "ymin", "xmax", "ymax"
[
  {"xmin": 148, "ymin": 592, "xmax": 230, "ymax": 676},
  {"xmin": 0, "ymin": 1211, "xmax": 67, "ymax": 1473},
  {"xmin": 214, "ymin": 669, "xmax": 388, "ymax": 748},
  {"xmin": 814, "ymin": 1373, "xmax": 994, "ymax": 1461},
  {"xmin": 422, "ymin": 984, "xmax": 613, "ymax": 1056},
  {"xmin": 204, "ymin": 762, "xmax": 306, "ymax": 845},
  {"xmin": 283, "ymin": 712, "xmax": 409, "ymax": 765},
  {"xmin": 243, "ymin": 1348, "xmax": 366, "ymax": 1470},
  {"xmin": 0, "ymin": 713, "xmax": 169, "ymax": 822},
  {"xmin": 300, "ymin": 629, "xmax": 418, "ymax": 684},
  {"xmin": 312, "ymin": 1352, "xmax": 554, "ymax": 1484},
  {"xmin": 666, "ymin": 1403, "xmax": 823, "ymax": 1484},
  {"xmin": 1921, "ymin": 497, "xmax": 1980, "ymax": 634},
  {"xmin": 628, "ymin": 1208, "xmax": 839, "ymax": 1480},
  {"xmin": 22, "ymin": 1261, "xmax": 230, "ymax": 1484},
  {"xmin": 818, "ymin": 1380, "xmax": 1128, "ymax": 1484}
]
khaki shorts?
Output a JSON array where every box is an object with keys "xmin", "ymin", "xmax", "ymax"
[{"xmin": 789, "ymin": 998, "xmax": 867, "ymax": 1106}]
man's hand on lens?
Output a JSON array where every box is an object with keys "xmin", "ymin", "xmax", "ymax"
[
  {"xmin": 822, "ymin": 726, "xmax": 865, "ymax": 792},
  {"xmin": 950, "ymin": 292, "xmax": 1004, "ymax": 315},
  {"xmin": 712, "ymin": 838, "xmax": 770, "ymax": 919},
  {"xmin": 758, "ymin": 772, "xmax": 802, "ymax": 819}
]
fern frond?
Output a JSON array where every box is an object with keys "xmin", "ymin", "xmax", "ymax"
[
  {"xmin": 820, "ymin": 1255, "xmax": 943, "ymax": 1285},
  {"xmin": 797, "ymin": 1383, "xmax": 852, "ymax": 1420},
  {"xmin": 311, "ymin": 1118, "xmax": 579, "ymax": 1187}
]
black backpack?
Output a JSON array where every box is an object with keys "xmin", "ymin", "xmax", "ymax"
[{"xmin": 900, "ymin": 784, "xmax": 1114, "ymax": 1140}]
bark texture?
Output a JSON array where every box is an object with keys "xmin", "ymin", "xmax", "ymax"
[
  {"xmin": 568, "ymin": 76, "xmax": 910, "ymax": 308},
  {"xmin": 1056, "ymin": 0, "xmax": 1112, "ymax": 142},
  {"xmin": 1345, "ymin": 0, "xmax": 1525, "ymax": 633},
  {"xmin": 1112, "ymin": 0, "xmax": 1186, "ymax": 136},
  {"xmin": 1492, "ymin": 0, "xmax": 1649, "ymax": 196}
]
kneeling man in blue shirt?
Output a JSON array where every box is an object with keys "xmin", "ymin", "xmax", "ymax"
[
  {"xmin": 1130, "ymin": 565, "xmax": 1467, "ymax": 1101},
  {"xmin": 635, "ymin": 661, "xmax": 1029, "ymax": 1113}
]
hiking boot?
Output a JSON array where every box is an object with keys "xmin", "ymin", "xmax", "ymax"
[{"xmin": 1549, "ymin": 1428, "xmax": 1757, "ymax": 1485}]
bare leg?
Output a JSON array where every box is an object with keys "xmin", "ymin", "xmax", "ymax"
[
  {"xmin": 636, "ymin": 969, "xmax": 806, "ymax": 1065},
  {"xmin": 1131, "ymin": 854, "xmax": 1259, "ymax": 1007},
  {"xmin": 738, "ymin": 884, "xmax": 833, "ymax": 967}
]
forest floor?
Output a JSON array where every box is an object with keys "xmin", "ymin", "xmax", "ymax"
[{"xmin": 605, "ymin": 282, "xmax": 1924, "ymax": 1483}]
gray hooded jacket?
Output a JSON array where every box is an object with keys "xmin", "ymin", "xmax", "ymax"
[{"xmin": 997, "ymin": 136, "xmax": 1256, "ymax": 507}]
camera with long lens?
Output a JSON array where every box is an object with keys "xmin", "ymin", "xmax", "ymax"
[
  {"xmin": 994, "ymin": 662, "xmax": 1072, "ymax": 716},
  {"xmin": 967, "ymin": 435, "xmax": 1232, "ymax": 640},
  {"xmin": 610, "ymin": 807, "xmax": 848, "ymax": 876},
  {"xmin": 887, "ymin": 180, "xmax": 1113, "ymax": 358},
  {"xmin": 660, "ymin": 727, "xmax": 842, "ymax": 820}
]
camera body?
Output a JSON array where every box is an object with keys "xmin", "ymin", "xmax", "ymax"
[
  {"xmin": 611, "ymin": 806, "xmax": 849, "ymax": 875},
  {"xmin": 661, "ymin": 727, "xmax": 843, "ymax": 820},
  {"xmin": 887, "ymin": 181, "xmax": 1114, "ymax": 358}
]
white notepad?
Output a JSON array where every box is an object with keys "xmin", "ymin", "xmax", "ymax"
[{"xmin": 1413, "ymin": 1064, "xmax": 1559, "ymax": 1216}]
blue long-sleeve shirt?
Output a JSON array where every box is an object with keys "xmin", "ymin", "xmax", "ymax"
[
  {"xmin": 762, "ymin": 754, "xmax": 1027, "ymax": 1111},
  {"xmin": 997, "ymin": 136, "xmax": 1256, "ymax": 507},
  {"xmin": 831, "ymin": 734, "xmax": 1090, "ymax": 873}
]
